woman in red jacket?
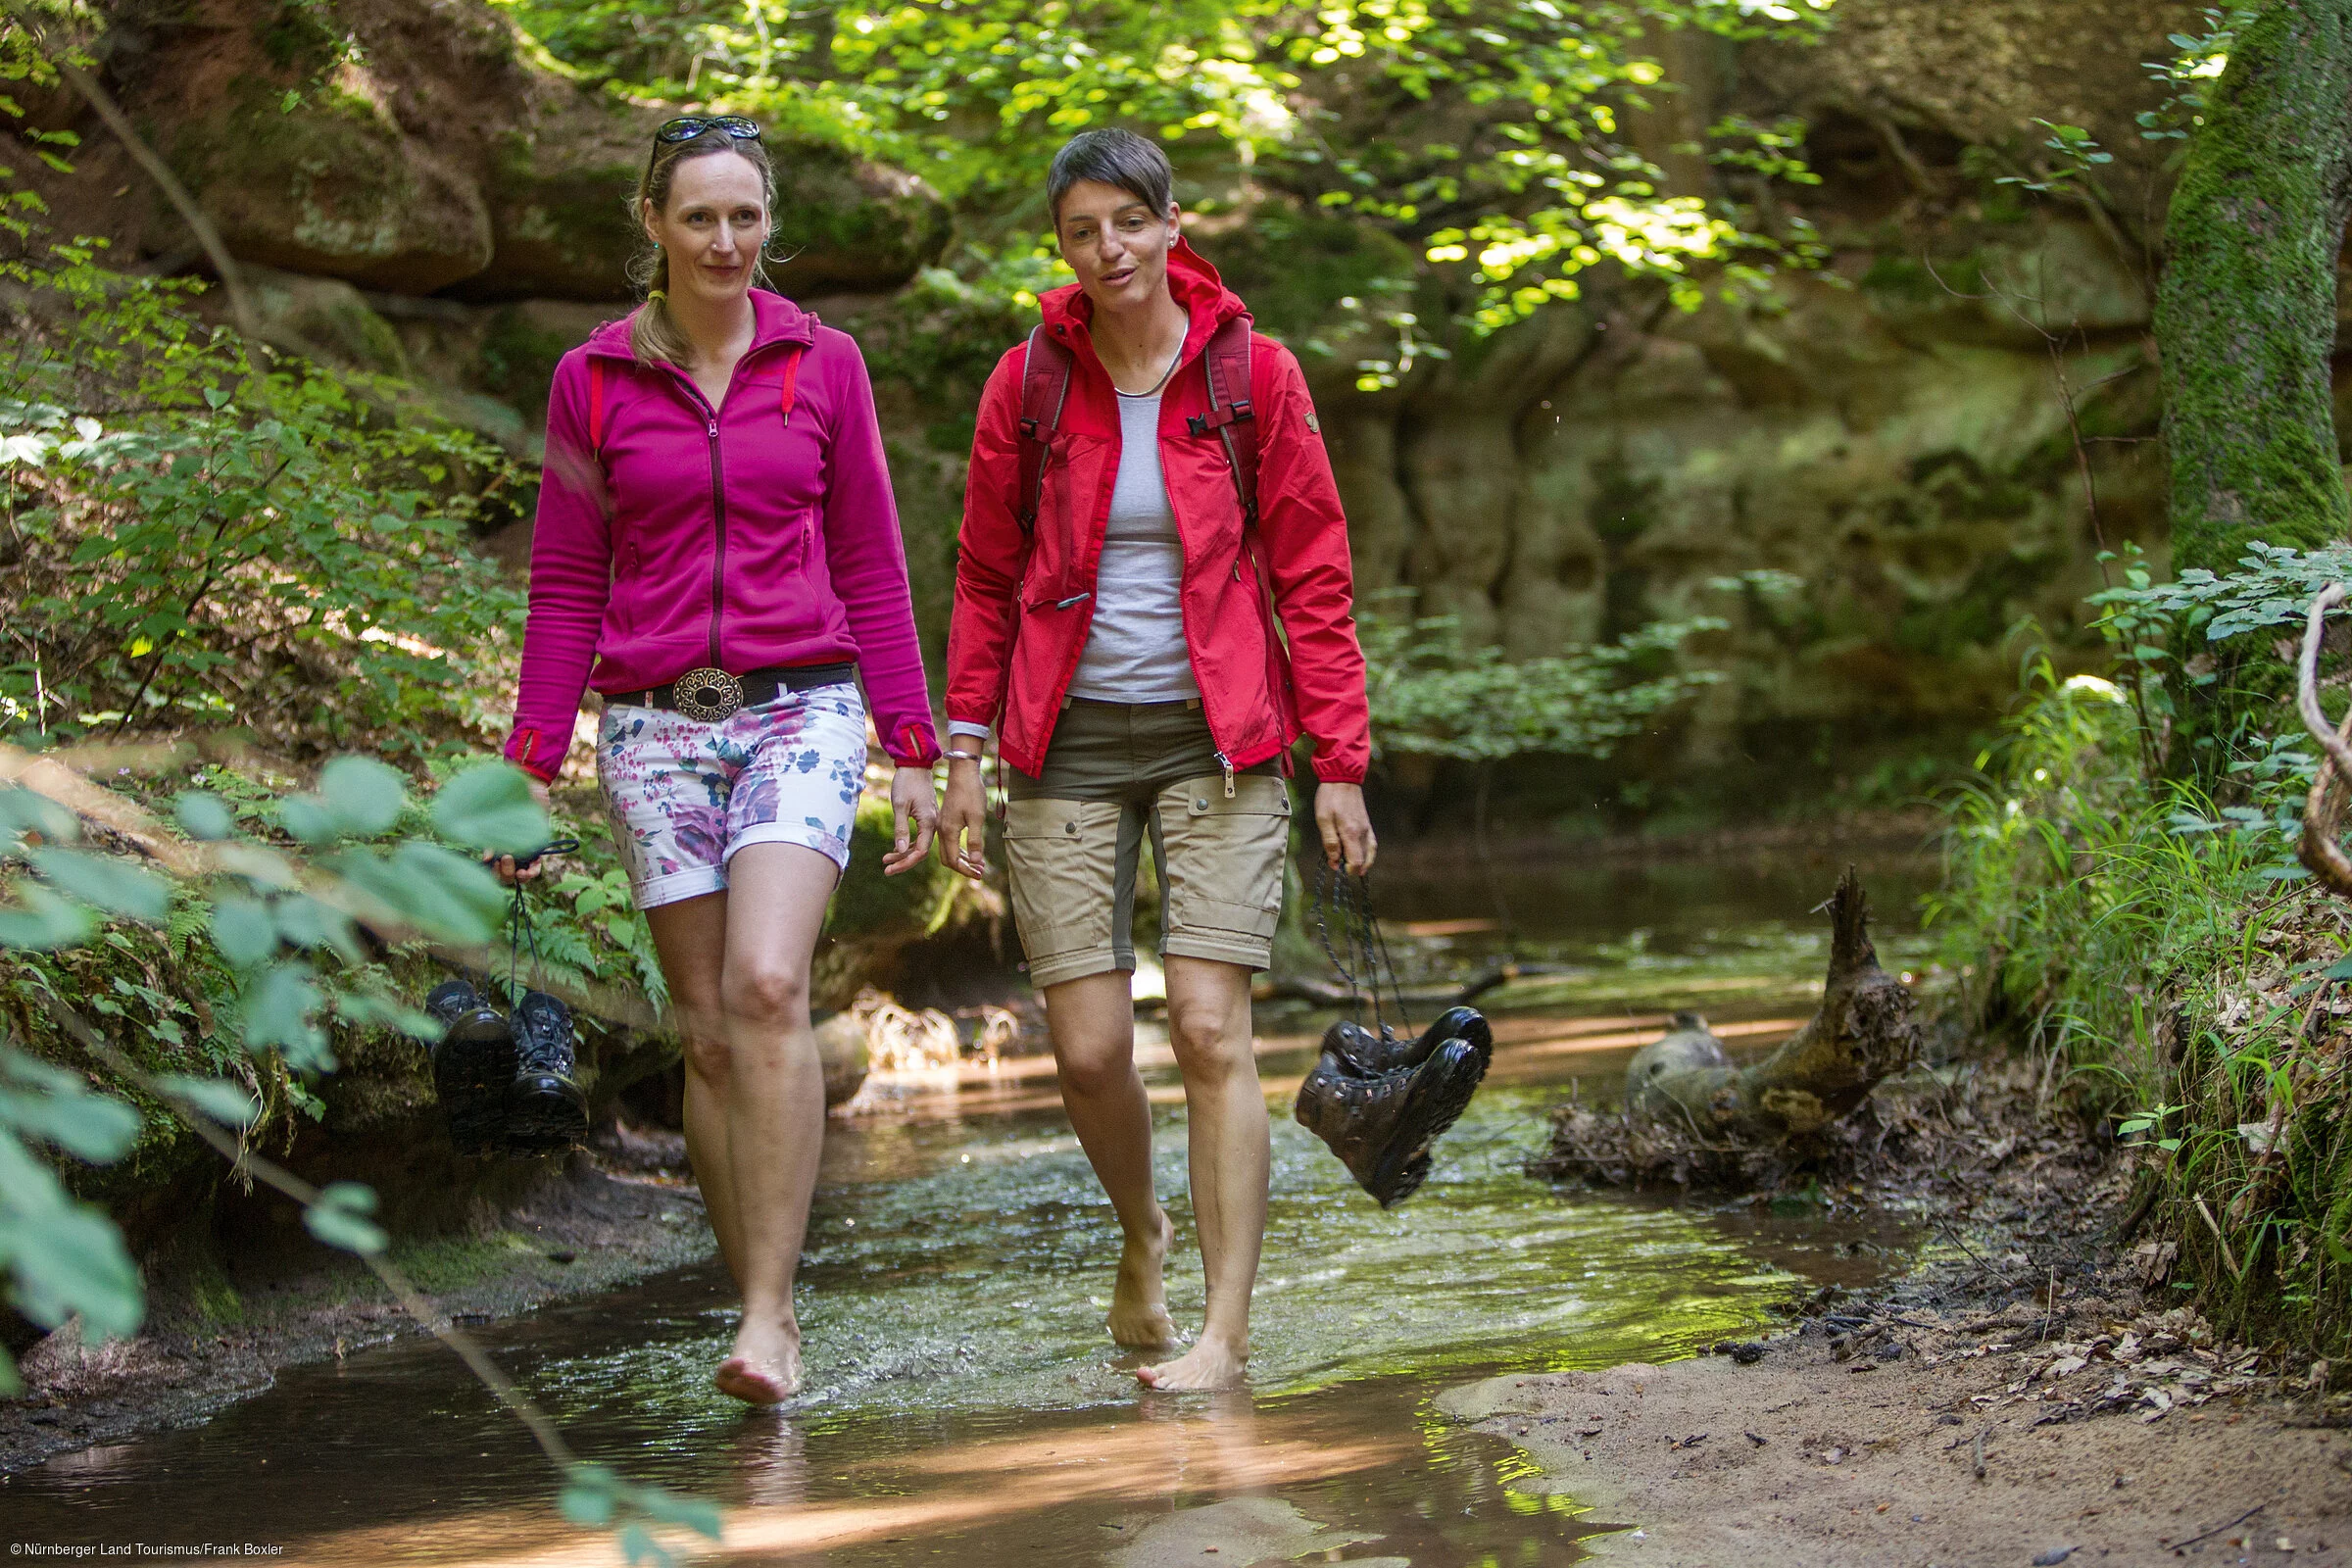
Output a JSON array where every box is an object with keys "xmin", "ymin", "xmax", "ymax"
[
  {"xmin": 503, "ymin": 119, "xmax": 940, "ymax": 1405},
  {"xmin": 939, "ymin": 127, "xmax": 1375, "ymax": 1390}
]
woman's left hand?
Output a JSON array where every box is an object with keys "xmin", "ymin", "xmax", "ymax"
[{"xmin": 883, "ymin": 763, "xmax": 940, "ymax": 875}]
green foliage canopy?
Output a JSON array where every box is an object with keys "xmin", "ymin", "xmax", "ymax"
[{"xmin": 495, "ymin": 0, "xmax": 1834, "ymax": 331}]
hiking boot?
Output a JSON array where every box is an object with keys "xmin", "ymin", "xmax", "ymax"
[
  {"xmin": 1323, "ymin": 1006, "xmax": 1494, "ymax": 1078},
  {"xmin": 425, "ymin": 979, "xmax": 514, "ymax": 1155},
  {"xmin": 1295, "ymin": 1035, "xmax": 1488, "ymax": 1207},
  {"xmin": 506, "ymin": 989, "xmax": 588, "ymax": 1152}
]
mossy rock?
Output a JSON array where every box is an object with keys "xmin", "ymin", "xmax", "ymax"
[
  {"xmin": 767, "ymin": 139, "xmax": 954, "ymax": 297},
  {"xmin": 162, "ymin": 79, "xmax": 494, "ymax": 294}
]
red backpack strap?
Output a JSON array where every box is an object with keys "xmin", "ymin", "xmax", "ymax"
[
  {"xmin": 1188, "ymin": 314, "xmax": 1259, "ymax": 525},
  {"xmin": 587, "ymin": 358, "xmax": 606, "ymax": 453},
  {"xmin": 777, "ymin": 342, "xmax": 807, "ymax": 426},
  {"xmin": 1015, "ymin": 324, "xmax": 1073, "ymax": 535}
]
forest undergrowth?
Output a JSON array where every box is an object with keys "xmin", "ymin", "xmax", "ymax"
[{"xmin": 1926, "ymin": 543, "xmax": 2352, "ymax": 1365}]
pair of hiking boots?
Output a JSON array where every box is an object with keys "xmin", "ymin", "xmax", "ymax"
[
  {"xmin": 1294, "ymin": 1004, "xmax": 1493, "ymax": 1208},
  {"xmin": 423, "ymin": 979, "xmax": 589, "ymax": 1154}
]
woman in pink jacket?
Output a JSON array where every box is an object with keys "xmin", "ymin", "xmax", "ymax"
[{"xmin": 502, "ymin": 118, "xmax": 941, "ymax": 1405}]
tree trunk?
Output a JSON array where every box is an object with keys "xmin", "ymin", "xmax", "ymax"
[
  {"xmin": 1631, "ymin": 868, "xmax": 1919, "ymax": 1140},
  {"xmin": 2155, "ymin": 0, "xmax": 2352, "ymax": 576}
]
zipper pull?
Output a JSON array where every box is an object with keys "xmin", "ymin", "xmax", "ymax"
[
  {"xmin": 708, "ymin": 418, "xmax": 718, "ymax": 439},
  {"xmin": 1233, "ymin": 556, "xmax": 1245, "ymax": 583},
  {"xmin": 1216, "ymin": 753, "xmax": 1236, "ymax": 799}
]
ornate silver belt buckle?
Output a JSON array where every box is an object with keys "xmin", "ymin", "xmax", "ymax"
[{"xmin": 671, "ymin": 667, "xmax": 744, "ymax": 722}]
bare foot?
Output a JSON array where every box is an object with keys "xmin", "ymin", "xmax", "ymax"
[
  {"xmin": 715, "ymin": 1319, "xmax": 803, "ymax": 1405},
  {"xmin": 1137, "ymin": 1333, "xmax": 1248, "ymax": 1391},
  {"xmin": 1107, "ymin": 1208, "xmax": 1177, "ymax": 1348}
]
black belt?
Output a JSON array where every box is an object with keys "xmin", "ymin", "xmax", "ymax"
[{"xmin": 608, "ymin": 662, "xmax": 855, "ymax": 722}]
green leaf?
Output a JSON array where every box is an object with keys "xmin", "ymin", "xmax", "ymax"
[
  {"xmin": 0, "ymin": 881, "xmax": 96, "ymax": 950},
  {"xmin": 0, "ymin": 1054, "xmax": 140, "ymax": 1162},
  {"xmin": 25, "ymin": 848, "xmax": 168, "ymax": 922},
  {"xmin": 276, "ymin": 795, "xmax": 339, "ymax": 847},
  {"xmin": 335, "ymin": 992, "xmax": 441, "ymax": 1042},
  {"xmin": 431, "ymin": 764, "xmax": 550, "ymax": 858},
  {"xmin": 239, "ymin": 963, "xmax": 331, "ymax": 1072},
  {"xmin": 271, "ymin": 894, "xmax": 361, "ymax": 960},
  {"xmin": 326, "ymin": 845, "xmax": 507, "ymax": 944},
  {"xmin": 303, "ymin": 1181, "xmax": 387, "ymax": 1256},
  {"xmin": 173, "ymin": 792, "xmax": 236, "ymax": 842},
  {"xmin": 633, "ymin": 1484, "xmax": 723, "ymax": 1540},
  {"xmin": 559, "ymin": 1483, "xmax": 617, "ymax": 1528},
  {"xmin": 318, "ymin": 756, "xmax": 407, "ymax": 839},
  {"xmin": 152, "ymin": 1074, "xmax": 260, "ymax": 1128},
  {"xmin": 0, "ymin": 1135, "xmax": 145, "ymax": 1338},
  {"xmin": 210, "ymin": 896, "xmax": 278, "ymax": 968},
  {"xmin": 0, "ymin": 785, "xmax": 78, "ymax": 844},
  {"xmin": 616, "ymin": 1523, "xmax": 672, "ymax": 1568}
]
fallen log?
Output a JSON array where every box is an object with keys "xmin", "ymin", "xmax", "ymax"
[
  {"xmin": 1626, "ymin": 865, "xmax": 1918, "ymax": 1140},
  {"xmin": 1253, "ymin": 962, "xmax": 1561, "ymax": 1010}
]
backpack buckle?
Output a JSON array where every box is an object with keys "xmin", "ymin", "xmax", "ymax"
[{"xmin": 1187, "ymin": 400, "xmax": 1253, "ymax": 438}]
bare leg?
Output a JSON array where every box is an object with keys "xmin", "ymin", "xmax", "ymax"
[
  {"xmin": 1041, "ymin": 970, "xmax": 1174, "ymax": 1348},
  {"xmin": 1138, "ymin": 957, "xmax": 1265, "ymax": 1391},
  {"xmin": 708, "ymin": 842, "xmax": 839, "ymax": 1402},
  {"xmin": 644, "ymin": 894, "xmax": 743, "ymax": 1279}
]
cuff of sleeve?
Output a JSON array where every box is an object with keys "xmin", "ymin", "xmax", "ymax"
[
  {"xmin": 1310, "ymin": 758, "xmax": 1367, "ymax": 785},
  {"xmin": 886, "ymin": 720, "xmax": 943, "ymax": 769},
  {"xmin": 946, "ymin": 720, "xmax": 993, "ymax": 741},
  {"xmin": 506, "ymin": 727, "xmax": 564, "ymax": 784}
]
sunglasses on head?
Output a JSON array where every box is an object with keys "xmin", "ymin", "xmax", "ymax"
[{"xmin": 655, "ymin": 116, "xmax": 762, "ymax": 144}]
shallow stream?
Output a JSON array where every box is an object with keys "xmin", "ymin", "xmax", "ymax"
[{"xmin": 8, "ymin": 846, "xmax": 1935, "ymax": 1565}]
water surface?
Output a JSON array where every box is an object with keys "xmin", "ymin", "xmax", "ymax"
[{"xmin": 6, "ymin": 848, "xmax": 1930, "ymax": 1565}]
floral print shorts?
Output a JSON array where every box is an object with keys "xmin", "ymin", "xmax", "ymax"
[{"xmin": 596, "ymin": 682, "xmax": 867, "ymax": 909}]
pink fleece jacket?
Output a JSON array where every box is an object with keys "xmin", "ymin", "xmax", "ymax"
[{"xmin": 504, "ymin": 292, "xmax": 940, "ymax": 779}]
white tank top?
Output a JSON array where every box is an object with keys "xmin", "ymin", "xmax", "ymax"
[{"xmin": 1066, "ymin": 390, "xmax": 1200, "ymax": 704}]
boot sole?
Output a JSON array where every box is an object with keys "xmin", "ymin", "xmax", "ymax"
[
  {"xmin": 507, "ymin": 1076, "xmax": 588, "ymax": 1151},
  {"xmin": 434, "ymin": 1029, "xmax": 516, "ymax": 1155},
  {"xmin": 1365, "ymin": 1039, "xmax": 1488, "ymax": 1208}
]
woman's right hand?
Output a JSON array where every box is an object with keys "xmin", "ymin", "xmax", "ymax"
[
  {"xmin": 490, "ymin": 778, "xmax": 556, "ymax": 886},
  {"xmin": 938, "ymin": 755, "xmax": 989, "ymax": 880}
]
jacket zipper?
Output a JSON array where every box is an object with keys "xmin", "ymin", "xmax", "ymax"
[
  {"xmin": 705, "ymin": 414, "xmax": 726, "ymax": 667},
  {"xmin": 1214, "ymin": 751, "xmax": 1236, "ymax": 799}
]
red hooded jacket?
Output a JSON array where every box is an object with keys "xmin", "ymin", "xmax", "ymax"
[{"xmin": 947, "ymin": 241, "xmax": 1371, "ymax": 784}]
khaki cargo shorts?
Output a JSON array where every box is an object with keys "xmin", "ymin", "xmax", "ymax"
[{"xmin": 1002, "ymin": 701, "xmax": 1292, "ymax": 991}]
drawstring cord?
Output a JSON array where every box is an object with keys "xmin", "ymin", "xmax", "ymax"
[
  {"xmin": 501, "ymin": 837, "xmax": 578, "ymax": 1006},
  {"xmin": 1312, "ymin": 862, "xmax": 1412, "ymax": 1039}
]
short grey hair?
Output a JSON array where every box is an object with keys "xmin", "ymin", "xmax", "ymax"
[{"xmin": 1047, "ymin": 128, "xmax": 1175, "ymax": 225}]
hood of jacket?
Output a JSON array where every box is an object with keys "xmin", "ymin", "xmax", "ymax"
[
  {"xmin": 1035, "ymin": 237, "xmax": 1248, "ymax": 365},
  {"xmin": 581, "ymin": 287, "xmax": 821, "ymax": 361}
]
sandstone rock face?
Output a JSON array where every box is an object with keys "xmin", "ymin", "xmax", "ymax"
[
  {"xmin": 69, "ymin": 0, "xmax": 950, "ymax": 300},
  {"xmin": 1236, "ymin": 212, "xmax": 2165, "ymax": 775}
]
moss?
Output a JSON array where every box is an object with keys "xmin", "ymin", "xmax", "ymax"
[
  {"xmin": 390, "ymin": 1229, "xmax": 554, "ymax": 1294},
  {"xmin": 2154, "ymin": 0, "xmax": 2352, "ymax": 576}
]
